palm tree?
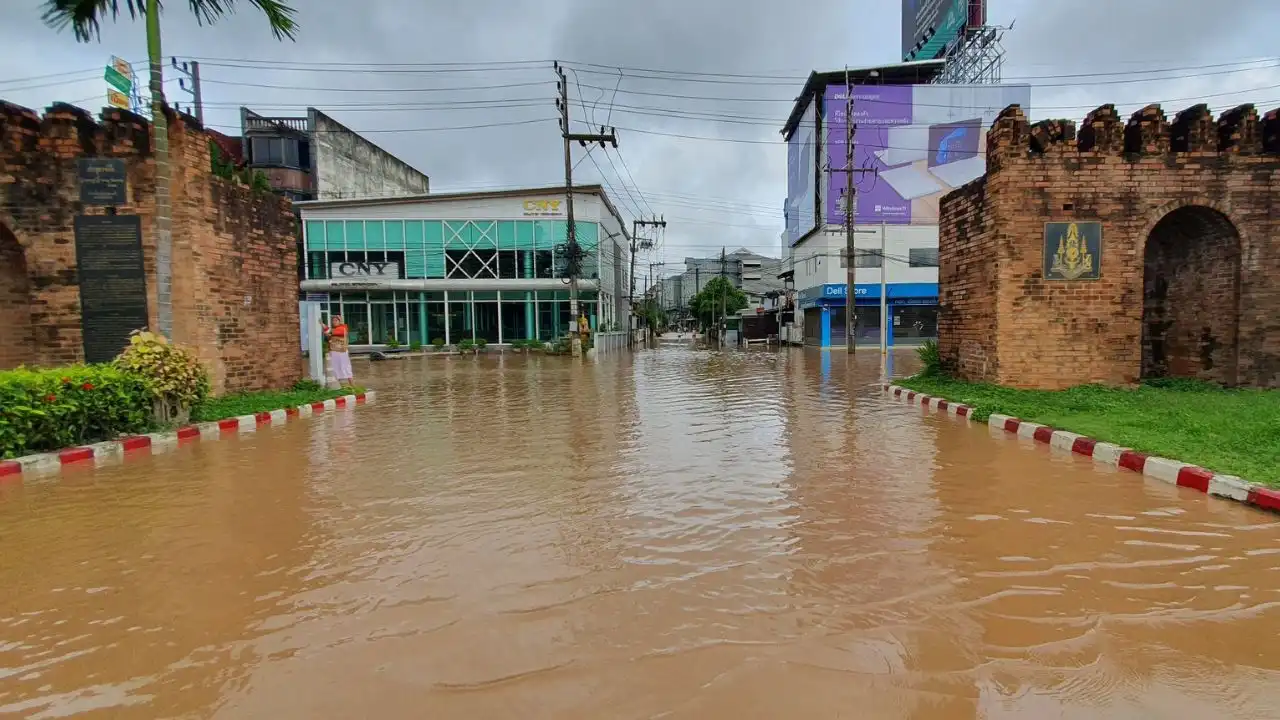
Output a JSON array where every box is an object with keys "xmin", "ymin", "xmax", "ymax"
[{"xmin": 41, "ymin": 0, "xmax": 297, "ymax": 340}]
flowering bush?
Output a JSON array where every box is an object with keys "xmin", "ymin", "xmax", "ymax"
[
  {"xmin": 114, "ymin": 331, "xmax": 211, "ymax": 423},
  {"xmin": 0, "ymin": 364, "xmax": 151, "ymax": 459}
]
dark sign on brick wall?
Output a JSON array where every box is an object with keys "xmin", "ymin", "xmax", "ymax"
[
  {"xmin": 1043, "ymin": 221, "xmax": 1102, "ymax": 281},
  {"xmin": 74, "ymin": 214, "xmax": 149, "ymax": 363},
  {"xmin": 77, "ymin": 158, "xmax": 127, "ymax": 206}
]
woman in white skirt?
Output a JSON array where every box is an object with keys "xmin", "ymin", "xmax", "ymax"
[{"xmin": 322, "ymin": 315, "xmax": 355, "ymax": 387}]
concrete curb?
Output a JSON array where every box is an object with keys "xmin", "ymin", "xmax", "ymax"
[
  {"xmin": 882, "ymin": 384, "xmax": 1280, "ymax": 516},
  {"xmin": 0, "ymin": 391, "xmax": 376, "ymax": 481}
]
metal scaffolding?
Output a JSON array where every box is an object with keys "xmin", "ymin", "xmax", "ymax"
[{"xmin": 935, "ymin": 24, "xmax": 1005, "ymax": 85}]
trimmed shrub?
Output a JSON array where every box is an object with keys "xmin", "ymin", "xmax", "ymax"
[
  {"xmin": 114, "ymin": 331, "xmax": 210, "ymax": 424},
  {"xmin": 0, "ymin": 364, "xmax": 151, "ymax": 459}
]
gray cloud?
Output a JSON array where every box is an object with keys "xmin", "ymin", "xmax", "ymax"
[{"xmin": 2, "ymin": 0, "xmax": 1277, "ymax": 278}]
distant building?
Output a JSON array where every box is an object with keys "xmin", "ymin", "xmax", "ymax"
[
  {"xmin": 660, "ymin": 249, "xmax": 784, "ymax": 317},
  {"xmin": 237, "ymin": 107, "xmax": 430, "ymax": 202}
]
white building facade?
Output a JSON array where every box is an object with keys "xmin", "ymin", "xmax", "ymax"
[{"xmin": 787, "ymin": 225, "xmax": 938, "ymax": 347}]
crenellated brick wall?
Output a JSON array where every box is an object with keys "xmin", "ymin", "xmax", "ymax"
[
  {"xmin": 0, "ymin": 101, "xmax": 301, "ymax": 393},
  {"xmin": 937, "ymin": 102, "xmax": 1280, "ymax": 389}
]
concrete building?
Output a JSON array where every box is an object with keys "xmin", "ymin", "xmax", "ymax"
[
  {"xmin": 660, "ymin": 249, "xmax": 785, "ymax": 316},
  {"xmin": 295, "ymin": 185, "xmax": 630, "ymax": 348},
  {"xmin": 779, "ymin": 61, "xmax": 1030, "ymax": 347},
  {"xmin": 237, "ymin": 107, "xmax": 430, "ymax": 202}
]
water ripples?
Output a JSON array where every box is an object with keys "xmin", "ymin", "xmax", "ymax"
[{"xmin": 0, "ymin": 347, "xmax": 1278, "ymax": 718}]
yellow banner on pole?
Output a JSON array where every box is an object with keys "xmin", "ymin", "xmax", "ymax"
[{"xmin": 107, "ymin": 89, "xmax": 130, "ymax": 109}]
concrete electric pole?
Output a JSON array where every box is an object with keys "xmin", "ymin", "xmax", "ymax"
[
  {"xmin": 826, "ymin": 67, "xmax": 877, "ymax": 354},
  {"xmin": 630, "ymin": 216, "xmax": 666, "ymax": 335},
  {"xmin": 171, "ymin": 58, "xmax": 203, "ymax": 124},
  {"xmin": 719, "ymin": 247, "xmax": 728, "ymax": 349},
  {"xmin": 555, "ymin": 62, "xmax": 617, "ymax": 357}
]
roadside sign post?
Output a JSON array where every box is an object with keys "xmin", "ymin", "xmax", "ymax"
[{"xmin": 104, "ymin": 57, "xmax": 136, "ymax": 111}]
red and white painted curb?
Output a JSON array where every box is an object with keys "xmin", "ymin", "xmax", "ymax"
[
  {"xmin": 882, "ymin": 383, "xmax": 1280, "ymax": 516},
  {"xmin": 0, "ymin": 391, "xmax": 376, "ymax": 480}
]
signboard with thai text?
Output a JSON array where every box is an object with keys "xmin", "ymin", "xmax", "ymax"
[
  {"xmin": 77, "ymin": 158, "xmax": 127, "ymax": 205},
  {"xmin": 74, "ymin": 214, "xmax": 149, "ymax": 363}
]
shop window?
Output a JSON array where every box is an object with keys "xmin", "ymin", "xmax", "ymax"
[
  {"xmin": 908, "ymin": 248, "xmax": 939, "ymax": 268},
  {"xmin": 445, "ymin": 249, "xmax": 497, "ymax": 279},
  {"xmin": 497, "ymin": 250, "xmax": 521, "ymax": 279},
  {"xmin": 308, "ymin": 251, "xmax": 327, "ymax": 279},
  {"xmin": 535, "ymin": 250, "xmax": 554, "ymax": 278}
]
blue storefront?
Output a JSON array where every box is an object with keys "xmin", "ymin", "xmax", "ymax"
[{"xmin": 797, "ymin": 283, "xmax": 939, "ymax": 347}]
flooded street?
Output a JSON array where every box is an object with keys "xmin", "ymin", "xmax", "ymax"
[{"xmin": 2, "ymin": 346, "xmax": 1280, "ymax": 719}]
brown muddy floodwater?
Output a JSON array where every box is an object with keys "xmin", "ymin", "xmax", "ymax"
[{"xmin": 2, "ymin": 346, "xmax": 1279, "ymax": 719}]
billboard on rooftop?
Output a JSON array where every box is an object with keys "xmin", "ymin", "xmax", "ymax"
[{"xmin": 902, "ymin": 0, "xmax": 982, "ymax": 61}]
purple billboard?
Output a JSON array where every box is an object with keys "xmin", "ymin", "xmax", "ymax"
[{"xmin": 822, "ymin": 83, "xmax": 1030, "ymax": 226}]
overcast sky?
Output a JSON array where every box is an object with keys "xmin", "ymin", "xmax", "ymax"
[{"xmin": 3, "ymin": 0, "xmax": 1278, "ymax": 280}]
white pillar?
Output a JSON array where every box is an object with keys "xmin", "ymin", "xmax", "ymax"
[{"xmin": 306, "ymin": 302, "xmax": 325, "ymax": 383}]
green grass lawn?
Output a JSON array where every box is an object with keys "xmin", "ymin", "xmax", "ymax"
[
  {"xmin": 896, "ymin": 375, "xmax": 1280, "ymax": 487},
  {"xmin": 191, "ymin": 384, "xmax": 365, "ymax": 423}
]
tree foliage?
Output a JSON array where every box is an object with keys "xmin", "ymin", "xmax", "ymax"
[
  {"xmin": 209, "ymin": 141, "xmax": 274, "ymax": 194},
  {"xmin": 41, "ymin": 0, "xmax": 298, "ymax": 42},
  {"xmin": 688, "ymin": 276, "xmax": 747, "ymax": 328},
  {"xmin": 636, "ymin": 298, "xmax": 667, "ymax": 330}
]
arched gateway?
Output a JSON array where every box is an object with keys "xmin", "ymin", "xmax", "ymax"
[
  {"xmin": 1141, "ymin": 204, "xmax": 1242, "ymax": 385},
  {"xmin": 936, "ymin": 102, "xmax": 1280, "ymax": 389},
  {"xmin": 0, "ymin": 222, "xmax": 35, "ymax": 370}
]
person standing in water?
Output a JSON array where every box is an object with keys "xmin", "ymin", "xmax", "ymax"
[{"xmin": 321, "ymin": 315, "xmax": 354, "ymax": 387}]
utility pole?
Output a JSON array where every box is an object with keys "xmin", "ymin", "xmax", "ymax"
[
  {"xmin": 630, "ymin": 216, "xmax": 666, "ymax": 334},
  {"xmin": 171, "ymin": 58, "xmax": 203, "ymax": 124},
  {"xmin": 880, "ymin": 219, "xmax": 889, "ymax": 381},
  {"xmin": 694, "ymin": 267, "xmax": 701, "ymax": 334},
  {"xmin": 825, "ymin": 67, "xmax": 876, "ymax": 354},
  {"xmin": 719, "ymin": 247, "xmax": 727, "ymax": 349},
  {"xmin": 648, "ymin": 261, "xmax": 666, "ymax": 339},
  {"xmin": 555, "ymin": 61, "xmax": 617, "ymax": 357}
]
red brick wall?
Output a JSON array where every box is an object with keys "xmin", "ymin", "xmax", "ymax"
[
  {"xmin": 0, "ymin": 101, "xmax": 300, "ymax": 393},
  {"xmin": 936, "ymin": 177, "xmax": 998, "ymax": 381},
  {"xmin": 936, "ymin": 103, "xmax": 1280, "ymax": 389}
]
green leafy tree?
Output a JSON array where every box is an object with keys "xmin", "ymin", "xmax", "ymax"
[
  {"xmin": 41, "ymin": 0, "xmax": 298, "ymax": 340},
  {"xmin": 688, "ymin": 276, "xmax": 747, "ymax": 331},
  {"xmin": 635, "ymin": 298, "xmax": 667, "ymax": 331}
]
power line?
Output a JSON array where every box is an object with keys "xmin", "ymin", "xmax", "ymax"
[
  {"xmin": 11, "ymin": 56, "xmax": 1280, "ymax": 102},
  {"xmin": 201, "ymin": 117, "xmax": 556, "ymax": 134},
  {"xmin": 609, "ymin": 146, "xmax": 655, "ymax": 216},
  {"xmin": 599, "ymin": 143, "xmax": 648, "ymax": 219},
  {"xmin": 559, "ymin": 57, "xmax": 1280, "ymax": 82},
  {"xmin": 7, "ymin": 53, "xmax": 1279, "ymax": 95}
]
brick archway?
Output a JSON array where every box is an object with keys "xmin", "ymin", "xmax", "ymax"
[
  {"xmin": 0, "ymin": 222, "xmax": 35, "ymax": 369},
  {"xmin": 1140, "ymin": 203, "xmax": 1242, "ymax": 385}
]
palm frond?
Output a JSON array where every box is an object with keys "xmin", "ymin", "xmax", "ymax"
[
  {"xmin": 41, "ymin": 0, "xmax": 297, "ymax": 42},
  {"xmin": 184, "ymin": 0, "xmax": 298, "ymax": 40},
  {"xmin": 41, "ymin": 0, "xmax": 145, "ymax": 42}
]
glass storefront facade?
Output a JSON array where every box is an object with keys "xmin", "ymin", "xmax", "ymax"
[
  {"xmin": 312, "ymin": 290, "xmax": 600, "ymax": 346},
  {"xmin": 302, "ymin": 218, "xmax": 617, "ymax": 345},
  {"xmin": 797, "ymin": 283, "xmax": 938, "ymax": 347}
]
